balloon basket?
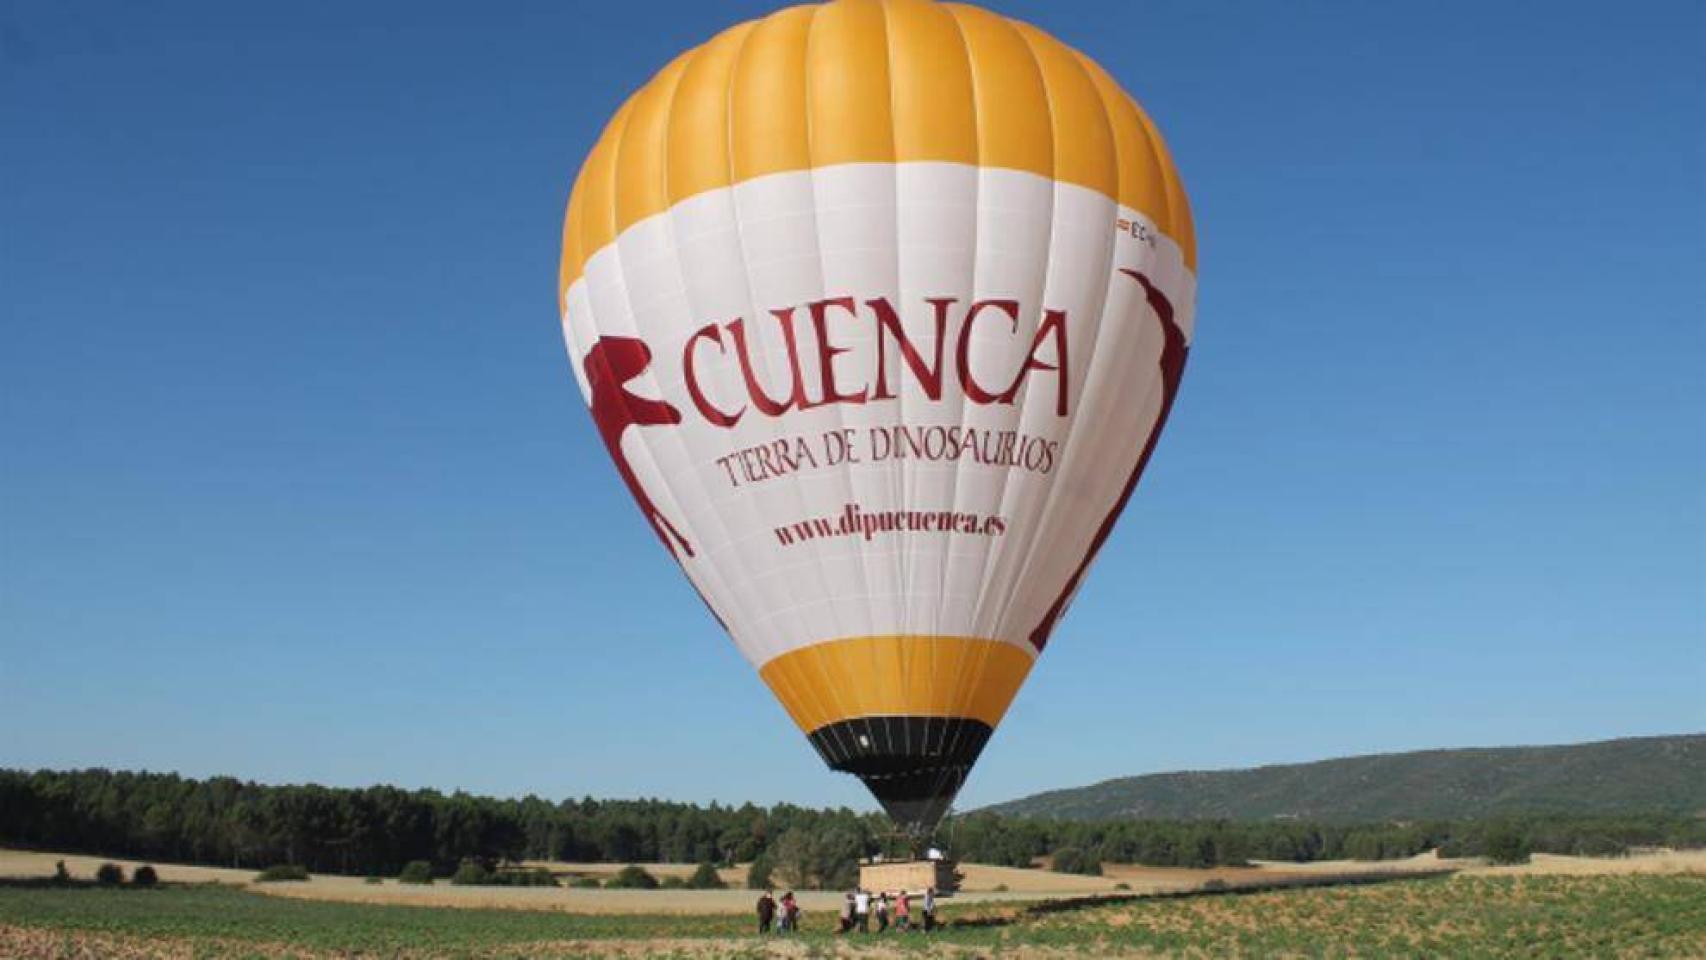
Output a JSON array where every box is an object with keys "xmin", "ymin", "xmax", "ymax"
[{"xmin": 858, "ymin": 856, "xmax": 960, "ymax": 896}]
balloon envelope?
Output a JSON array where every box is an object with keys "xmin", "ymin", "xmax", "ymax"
[{"xmin": 558, "ymin": 0, "xmax": 1196, "ymax": 833}]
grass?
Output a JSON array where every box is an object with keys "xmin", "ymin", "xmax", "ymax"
[
  {"xmin": 0, "ymin": 883, "xmax": 733, "ymax": 950},
  {"xmin": 982, "ymin": 874, "xmax": 1706, "ymax": 957},
  {"xmin": 0, "ymin": 874, "xmax": 1702, "ymax": 957}
]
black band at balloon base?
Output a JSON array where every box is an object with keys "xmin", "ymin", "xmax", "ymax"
[{"xmin": 806, "ymin": 716, "xmax": 993, "ymax": 834}]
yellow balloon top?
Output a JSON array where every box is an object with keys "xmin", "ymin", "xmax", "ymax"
[{"xmin": 560, "ymin": 0, "xmax": 1195, "ymax": 304}]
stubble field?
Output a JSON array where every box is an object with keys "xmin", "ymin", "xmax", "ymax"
[{"xmin": 0, "ymin": 861, "xmax": 1702, "ymax": 958}]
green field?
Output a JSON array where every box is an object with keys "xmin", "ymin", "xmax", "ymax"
[{"xmin": 1, "ymin": 874, "xmax": 1702, "ymax": 958}]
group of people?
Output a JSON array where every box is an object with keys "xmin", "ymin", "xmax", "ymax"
[
  {"xmin": 755, "ymin": 886, "xmax": 939, "ymax": 934},
  {"xmin": 836, "ymin": 886, "xmax": 937, "ymax": 934},
  {"xmin": 753, "ymin": 890, "xmax": 799, "ymax": 934}
]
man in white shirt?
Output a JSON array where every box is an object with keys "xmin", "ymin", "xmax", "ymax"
[{"xmin": 854, "ymin": 888, "xmax": 871, "ymax": 932}]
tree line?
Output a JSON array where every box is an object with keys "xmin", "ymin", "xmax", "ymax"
[
  {"xmin": 0, "ymin": 769, "xmax": 878, "ymax": 875},
  {"xmin": 945, "ymin": 809, "xmax": 1706, "ymax": 872},
  {"xmin": 2, "ymin": 768, "xmax": 1699, "ymax": 878}
]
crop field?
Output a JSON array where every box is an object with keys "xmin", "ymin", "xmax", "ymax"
[{"xmin": 1, "ymin": 873, "xmax": 1703, "ymax": 958}]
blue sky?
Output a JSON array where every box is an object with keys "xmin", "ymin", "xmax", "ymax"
[{"xmin": 2, "ymin": 0, "xmax": 1701, "ymax": 812}]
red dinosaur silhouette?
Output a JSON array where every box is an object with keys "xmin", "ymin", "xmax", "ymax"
[
  {"xmin": 584, "ymin": 336, "xmax": 695, "ymax": 559},
  {"xmin": 1029, "ymin": 268, "xmax": 1188, "ymax": 651}
]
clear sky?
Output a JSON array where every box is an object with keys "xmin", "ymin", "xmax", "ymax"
[{"xmin": 2, "ymin": 1, "xmax": 1701, "ymax": 813}]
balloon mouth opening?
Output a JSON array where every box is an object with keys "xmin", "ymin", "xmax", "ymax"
[{"xmin": 806, "ymin": 716, "xmax": 992, "ymax": 835}]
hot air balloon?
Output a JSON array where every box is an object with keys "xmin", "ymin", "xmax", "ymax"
[{"xmin": 558, "ymin": 0, "xmax": 1195, "ymax": 838}]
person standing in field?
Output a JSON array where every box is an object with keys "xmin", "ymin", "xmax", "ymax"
[
  {"xmin": 779, "ymin": 890, "xmax": 797, "ymax": 932},
  {"xmin": 923, "ymin": 887, "xmax": 936, "ymax": 931},
  {"xmin": 895, "ymin": 889, "xmax": 911, "ymax": 931},
  {"xmin": 755, "ymin": 890, "xmax": 775, "ymax": 934},
  {"xmin": 854, "ymin": 888, "xmax": 870, "ymax": 932},
  {"xmin": 875, "ymin": 891, "xmax": 890, "ymax": 932},
  {"xmin": 837, "ymin": 891, "xmax": 855, "ymax": 933}
]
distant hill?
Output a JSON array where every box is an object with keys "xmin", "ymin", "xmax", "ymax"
[{"xmin": 981, "ymin": 734, "xmax": 1706, "ymax": 822}]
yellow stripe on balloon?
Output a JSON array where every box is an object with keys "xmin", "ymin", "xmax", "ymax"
[
  {"xmin": 888, "ymin": 0, "xmax": 977, "ymax": 165},
  {"xmin": 731, "ymin": 5, "xmax": 815, "ymax": 183},
  {"xmin": 759, "ymin": 635, "xmax": 1034, "ymax": 733},
  {"xmin": 614, "ymin": 53, "xmax": 690, "ymax": 231},
  {"xmin": 664, "ymin": 21, "xmax": 752, "ymax": 205},
  {"xmin": 807, "ymin": 0, "xmax": 896, "ymax": 166},
  {"xmin": 942, "ymin": 2, "xmax": 1051, "ymax": 177}
]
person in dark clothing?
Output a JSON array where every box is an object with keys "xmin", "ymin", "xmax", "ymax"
[{"xmin": 755, "ymin": 890, "xmax": 776, "ymax": 934}]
